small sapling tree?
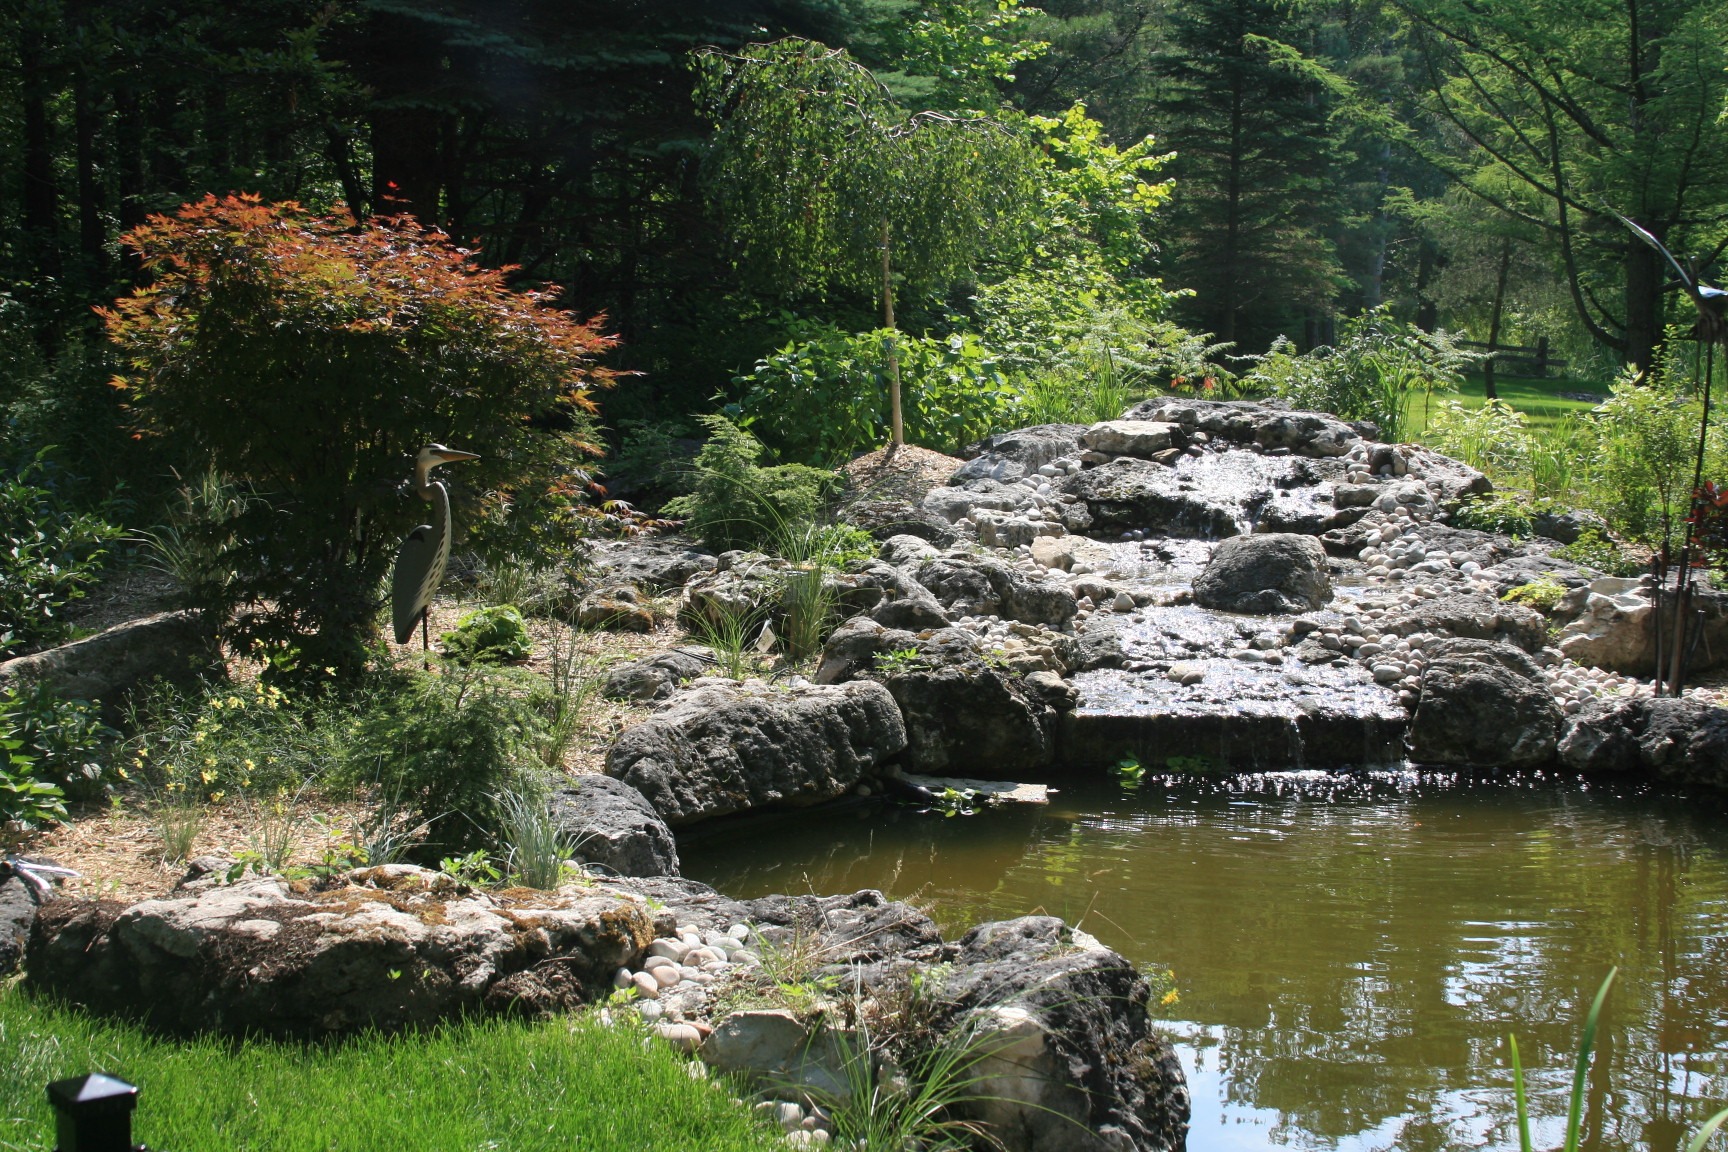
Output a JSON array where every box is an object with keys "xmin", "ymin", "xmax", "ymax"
[{"xmin": 101, "ymin": 194, "xmax": 619, "ymax": 675}]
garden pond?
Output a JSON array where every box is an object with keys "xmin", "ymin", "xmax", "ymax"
[{"xmin": 683, "ymin": 772, "xmax": 1728, "ymax": 1152}]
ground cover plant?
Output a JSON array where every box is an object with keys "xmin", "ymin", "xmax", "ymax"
[{"xmin": 0, "ymin": 988, "xmax": 781, "ymax": 1152}]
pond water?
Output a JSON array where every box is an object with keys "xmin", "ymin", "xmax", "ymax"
[{"xmin": 681, "ymin": 773, "xmax": 1728, "ymax": 1152}]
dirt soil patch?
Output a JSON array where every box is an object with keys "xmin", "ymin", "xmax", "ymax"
[{"xmin": 839, "ymin": 444, "xmax": 963, "ymax": 510}]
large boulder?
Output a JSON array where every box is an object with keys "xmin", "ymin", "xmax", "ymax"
[
  {"xmin": 1124, "ymin": 397, "xmax": 1359, "ymax": 458},
  {"xmin": 934, "ymin": 916, "xmax": 1190, "ymax": 1152},
  {"xmin": 1061, "ymin": 452, "xmax": 1348, "ymax": 539},
  {"xmin": 1078, "ymin": 420, "xmax": 1186, "ymax": 458},
  {"xmin": 25, "ymin": 866, "xmax": 658, "ymax": 1036},
  {"xmin": 1559, "ymin": 697, "xmax": 1728, "ymax": 790},
  {"xmin": 1374, "ymin": 592, "xmax": 1550, "ymax": 653},
  {"xmin": 951, "ymin": 425, "xmax": 1089, "ymax": 484},
  {"xmin": 1192, "ymin": 533, "xmax": 1331, "ymax": 614},
  {"xmin": 0, "ymin": 867, "xmax": 44, "ymax": 976},
  {"xmin": 604, "ymin": 679, "xmax": 906, "ymax": 826},
  {"xmin": 1406, "ymin": 640, "xmax": 1561, "ymax": 767},
  {"xmin": 814, "ymin": 618, "xmax": 1063, "ymax": 776},
  {"xmin": 0, "ymin": 610, "xmax": 218, "ymax": 718},
  {"xmin": 1550, "ymin": 577, "xmax": 1728, "ymax": 675},
  {"xmin": 602, "ymin": 648, "xmax": 712, "ymax": 702},
  {"xmin": 907, "ymin": 555, "xmax": 1077, "ymax": 628},
  {"xmin": 548, "ymin": 776, "xmax": 680, "ymax": 877},
  {"xmin": 583, "ymin": 536, "xmax": 718, "ymax": 591}
]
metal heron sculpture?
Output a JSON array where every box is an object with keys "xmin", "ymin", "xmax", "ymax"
[
  {"xmin": 1609, "ymin": 212, "xmax": 1728, "ymax": 695},
  {"xmin": 391, "ymin": 444, "xmax": 480, "ymax": 648}
]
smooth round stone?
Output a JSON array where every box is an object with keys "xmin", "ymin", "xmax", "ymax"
[
  {"xmin": 648, "ymin": 938, "xmax": 689, "ymax": 963},
  {"xmin": 731, "ymin": 949, "xmax": 760, "ymax": 966},
  {"xmin": 1372, "ymin": 663, "xmax": 1404, "ymax": 684},
  {"xmin": 612, "ymin": 967, "xmax": 633, "ymax": 990},
  {"xmin": 643, "ymin": 954, "xmax": 677, "ymax": 972},
  {"xmin": 680, "ymin": 931, "xmax": 703, "ymax": 947},
  {"xmin": 1113, "ymin": 591, "xmax": 1135, "ymax": 612},
  {"xmin": 700, "ymin": 960, "xmax": 729, "ymax": 974},
  {"xmin": 774, "ymin": 1103, "xmax": 806, "ymax": 1132},
  {"xmin": 677, "ymin": 965, "xmax": 702, "ymax": 981},
  {"xmin": 1356, "ymin": 642, "xmax": 1383, "ymax": 658},
  {"xmin": 685, "ymin": 947, "xmax": 718, "ymax": 966},
  {"xmin": 630, "ymin": 972, "xmax": 661, "ymax": 999},
  {"xmin": 653, "ymin": 1022, "xmax": 703, "ymax": 1053},
  {"xmin": 652, "ymin": 965, "xmax": 681, "ymax": 989},
  {"xmin": 1232, "ymin": 649, "xmax": 1266, "ymax": 663}
]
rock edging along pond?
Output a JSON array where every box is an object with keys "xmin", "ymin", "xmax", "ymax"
[
  {"xmin": 22, "ymin": 862, "xmax": 1189, "ymax": 1152},
  {"xmin": 591, "ymin": 399, "xmax": 1728, "ymax": 836}
]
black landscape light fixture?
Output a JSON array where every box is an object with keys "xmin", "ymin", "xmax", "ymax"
[{"xmin": 46, "ymin": 1072, "xmax": 146, "ymax": 1152}]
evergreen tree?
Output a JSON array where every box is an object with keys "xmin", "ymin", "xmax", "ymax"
[{"xmin": 1150, "ymin": 0, "xmax": 1344, "ymax": 351}]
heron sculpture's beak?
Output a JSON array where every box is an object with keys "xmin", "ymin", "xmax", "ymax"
[{"xmin": 434, "ymin": 448, "xmax": 480, "ymax": 464}]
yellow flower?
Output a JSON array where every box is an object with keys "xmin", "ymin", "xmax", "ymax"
[
  {"xmin": 226, "ymin": 696, "xmax": 243, "ymax": 709},
  {"xmin": 203, "ymin": 756, "xmax": 216, "ymax": 767},
  {"xmin": 209, "ymin": 791, "xmax": 225, "ymax": 803},
  {"xmin": 201, "ymin": 769, "xmax": 216, "ymax": 784},
  {"xmin": 137, "ymin": 746, "xmax": 149, "ymax": 758},
  {"xmin": 117, "ymin": 766, "xmax": 131, "ymax": 780},
  {"xmin": 209, "ymin": 698, "xmax": 223, "ymax": 710},
  {"xmin": 243, "ymin": 759, "xmax": 256, "ymax": 772}
]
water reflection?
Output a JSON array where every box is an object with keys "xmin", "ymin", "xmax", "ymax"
[{"xmin": 681, "ymin": 774, "xmax": 1728, "ymax": 1152}]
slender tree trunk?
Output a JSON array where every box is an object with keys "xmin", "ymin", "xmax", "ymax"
[
  {"xmin": 73, "ymin": 65, "xmax": 106, "ymax": 287},
  {"xmin": 1220, "ymin": 72, "xmax": 1244, "ymax": 346},
  {"xmin": 1625, "ymin": 239, "xmax": 1661, "ymax": 373},
  {"xmin": 1414, "ymin": 238, "xmax": 1440, "ymax": 333},
  {"xmin": 882, "ymin": 216, "xmax": 903, "ymax": 449},
  {"xmin": 1484, "ymin": 237, "xmax": 1512, "ymax": 400}
]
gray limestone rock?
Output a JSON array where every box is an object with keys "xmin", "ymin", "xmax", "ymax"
[
  {"xmin": 0, "ymin": 611, "xmax": 218, "ymax": 718},
  {"xmin": 1192, "ymin": 533, "xmax": 1332, "ymax": 615},
  {"xmin": 935, "ymin": 916, "xmax": 1190, "ymax": 1152},
  {"xmin": 26, "ymin": 866, "xmax": 657, "ymax": 1036},
  {"xmin": 604, "ymin": 680, "xmax": 907, "ymax": 826},
  {"xmin": 951, "ymin": 425, "xmax": 1089, "ymax": 484},
  {"xmin": 583, "ymin": 536, "xmax": 718, "ymax": 591},
  {"xmin": 1406, "ymin": 640, "xmax": 1560, "ymax": 767},
  {"xmin": 603, "ymin": 649, "xmax": 713, "ymax": 702},
  {"xmin": 549, "ymin": 776, "xmax": 681, "ymax": 877},
  {"xmin": 1560, "ymin": 697, "xmax": 1728, "ymax": 791}
]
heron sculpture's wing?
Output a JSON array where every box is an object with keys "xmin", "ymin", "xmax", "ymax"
[
  {"xmin": 392, "ymin": 524, "xmax": 437, "ymax": 643},
  {"xmin": 1609, "ymin": 210, "xmax": 1697, "ymax": 292}
]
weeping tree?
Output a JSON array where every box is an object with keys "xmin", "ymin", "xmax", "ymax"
[{"xmin": 694, "ymin": 38, "xmax": 1037, "ymax": 449}]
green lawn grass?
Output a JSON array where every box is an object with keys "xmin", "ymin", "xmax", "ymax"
[
  {"xmin": 1409, "ymin": 371, "xmax": 1612, "ymax": 436},
  {"xmin": 0, "ymin": 988, "xmax": 780, "ymax": 1152}
]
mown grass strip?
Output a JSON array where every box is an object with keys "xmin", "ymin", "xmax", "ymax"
[{"xmin": 0, "ymin": 988, "xmax": 779, "ymax": 1152}]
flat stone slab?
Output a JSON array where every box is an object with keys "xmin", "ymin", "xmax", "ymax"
[
  {"xmin": 902, "ymin": 774, "xmax": 1049, "ymax": 805},
  {"xmin": 1065, "ymin": 604, "xmax": 1406, "ymax": 769}
]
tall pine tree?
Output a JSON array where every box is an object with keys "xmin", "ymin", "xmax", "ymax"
[{"xmin": 1152, "ymin": 0, "xmax": 1343, "ymax": 351}]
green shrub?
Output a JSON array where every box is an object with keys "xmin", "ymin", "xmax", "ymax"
[
  {"xmin": 1244, "ymin": 308, "xmax": 1476, "ymax": 442},
  {"xmin": 1585, "ymin": 353, "xmax": 1722, "ymax": 556},
  {"xmin": 127, "ymin": 678, "xmax": 355, "ymax": 800},
  {"xmin": 0, "ymin": 450, "xmax": 123, "ymax": 656},
  {"xmin": 0, "ymin": 723, "xmax": 68, "ymax": 831},
  {"xmin": 1452, "ymin": 492, "xmax": 1537, "ymax": 536},
  {"xmin": 1501, "ymin": 578, "xmax": 1568, "ymax": 613},
  {"xmin": 440, "ymin": 605, "xmax": 533, "ymax": 664},
  {"xmin": 1554, "ymin": 526, "xmax": 1645, "ymax": 577},
  {"xmin": 1426, "ymin": 399, "xmax": 1531, "ymax": 478},
  {"xmin": 662, "ymin": 415, "xmax": 840, "ymax": 552},
  {"xmin": 734, "ymin": 325, "xmax": 1016, "ymax": 463},
  {"xmin": 0, "ymin": 682, "xmax": 115, "ymax": 801},
  {"xmin": 344, "ymin": 666, "xmax": 547, "ymax": 857}
]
